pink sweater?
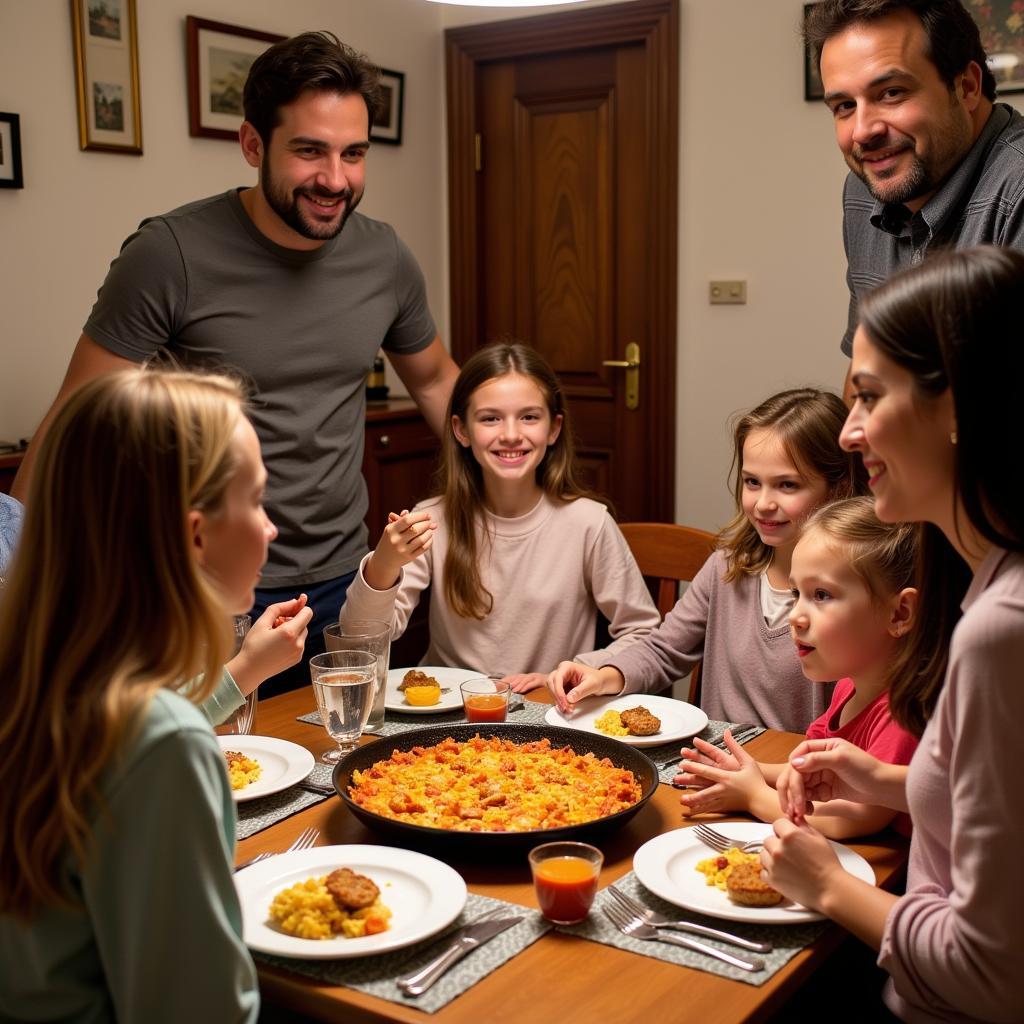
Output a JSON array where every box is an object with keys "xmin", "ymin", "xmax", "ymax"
[
  {"xmin": 340, "ymin": 494, "xmax": 660, "ymax": 676},
  {"xmin": 880, "ymin": 548, "xmax": 1024, "ymax": 1023},
  {"xmin": 605, "ymin": 549, "xmax": 833, "ymax": 733}
]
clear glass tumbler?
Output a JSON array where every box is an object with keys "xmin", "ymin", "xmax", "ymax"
[
  {"xmin": 216, "ymin": 614, "xmax": 256, "ymax": 736},
  {"xmin": 323, "ymin": 619, "xmax": 391, "ymax": 734},
  {"xmin": 309, "ymin": 650, "xmax": 377, "ymax": 763}
]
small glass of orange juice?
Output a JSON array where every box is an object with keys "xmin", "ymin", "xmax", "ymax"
[
  {"xmin": 460, "ymin": 676, "xmax": 511, "ymax": 724},
  {"xmin": 528, "ymin": 841, "xmax": 604, "ymax": 924}
]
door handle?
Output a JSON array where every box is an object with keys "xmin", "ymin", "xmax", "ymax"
[{"xmin": 602, "ymin": 342, "xmax": 640, "ymax": 410}]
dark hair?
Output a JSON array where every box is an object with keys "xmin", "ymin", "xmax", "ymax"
[
  {"xmin": 804, "ymin": 0, "xmax": 997, "ymax": 102},
  {"xmin": 440, "ymin": 342, "xmax": 600, "ymax": 619},
  {"xmin": 242, "ymin": 31, "xmax": 381, "ymax": 145},
  {"xmin": 718, "ymin": 388, "xmax": 869, "ymax": 581},
  {"xmin": 856, "ymin": 245, "xmax": 1024, "ymax": 730}
]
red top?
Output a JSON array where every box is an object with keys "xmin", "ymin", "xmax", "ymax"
[{"xmin": 806, "ymin": 677, "xmax": 918, "ymax": 837}]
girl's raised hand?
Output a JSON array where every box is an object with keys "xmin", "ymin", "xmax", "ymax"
[
  {"xmin": 364, "ymin": 509, "xmax": 437, "ymax": 591},
  {"xmin": 776, "ymin": 737, "xmax": 884, "ymax": 823},
  {"xmin": 227, "ymin": 595, "xmax": 312, "ymax": 695}
]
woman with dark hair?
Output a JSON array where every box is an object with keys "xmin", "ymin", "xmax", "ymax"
[{"xmin": 765, "ymin": 246, "xmax": 1024, "ymax": 1022}]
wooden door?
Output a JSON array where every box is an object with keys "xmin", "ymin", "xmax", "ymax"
[{"xmin": 446, "ymin": 0, "xmax": 678, "ymax": 521}]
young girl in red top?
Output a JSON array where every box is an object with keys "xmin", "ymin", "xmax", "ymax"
[{"xmin": 677, "ymin": 496, "xmax": 919, "ymax": 838}]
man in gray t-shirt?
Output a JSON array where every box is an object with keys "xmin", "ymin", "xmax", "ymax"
[
  {"xmin": 805, "ymin": 1, "xmax": 1024, "ymax": 386},
  {"xmin": 13, "ymin": 32, "xmax": 458, "ymax": 690}
]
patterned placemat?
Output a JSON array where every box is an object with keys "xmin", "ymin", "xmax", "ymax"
[
  {"xmin": 235, "ymin": 762, "xmax": 334, "ymax": 841},
  {"xmin": 255, "ymin": 891, "xmax": 550, "ymax": 1013},
  {"xmin": 557, "ymin": 871, "xmax": 826, "ymax": 986},
  {"xmin": 297, "ymin": 698, "xmax": 551, "ymax": 734}
]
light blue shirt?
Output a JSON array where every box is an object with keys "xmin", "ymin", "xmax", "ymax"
[{"xmin": 0, "ymin": 690, "xmax": 259, "ymax": 1022}]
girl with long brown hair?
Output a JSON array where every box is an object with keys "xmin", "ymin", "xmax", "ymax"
[
  {"xmin": 340, "ymin": 342, "xmax": 659, "ymax": 689},
  {"xmin": 0, "ymin": 369, "xmax": 277, "ymax": 1021},
  {"xmin": 549, "ymin": 387, "xmax": 867, "ymax": 733}
]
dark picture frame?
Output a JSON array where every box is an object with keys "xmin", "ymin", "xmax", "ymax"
[
  {"xmin": 0, "ymin": 112, "xmax": 24, "ymax": 189},
  {"xmin": 803, "ymin": 3, "xmax": 824, "ymax": 102},
  {"xmin": 973, "ymin": 0, "xmax": 1024, "ymax": 94},
  {"xmin": 71, "ymin": 0, "xmax": 143, "ymax": 153},
  {"xmin": 371, "ymin": 68, "xmax": 405, "ymax": 146},
  {"xmin": 186, "ymin": 16, "xmax": 285, "ymax": 141}
]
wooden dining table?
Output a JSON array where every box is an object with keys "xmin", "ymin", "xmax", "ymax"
[{"xmin": 240, "ymin": 688, "xmax": 908, "ymax": 1024}]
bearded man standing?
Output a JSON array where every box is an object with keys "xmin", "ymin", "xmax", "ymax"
[
  {"xmin": 13, "ymin": 32, "xmax": 457, "ymax": 692},
  {"xmin": 805, "ymin": 0, "xmax": 1024, "ymax": 368}
]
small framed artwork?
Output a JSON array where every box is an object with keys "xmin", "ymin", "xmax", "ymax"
[
  {"xmin": 972, "ymin": 0, "xmax": 1024, "ymax": 94},
  {"xmin": 803, "ymin": 3, "xmax": 825, "ymax": 102},
  {"xmin": 371, "ymin": 69, "xmax": 405, "ymax": 146},
  {"xmin": 187, "ymin": 17, "xmax": 285, "ymax": 141},
  {"xmin": 0, "ymin": 113, "xmax": 24, "ymax": 189},
  {"xmin": 70, "ymin": 0, "xmax": 143, "ymax": 153}
]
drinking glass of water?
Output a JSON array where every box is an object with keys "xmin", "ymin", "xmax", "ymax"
[
  {"xmin": 323, "ymin": 620, "xmax": 390, "ymax": 735},
  {"xmin": 215, "ymin": 614, "xmax": 256, "ymax": 737},
  {"xmin": 309, "ymin": 650, "xmax": 377, "ymax": 763}
]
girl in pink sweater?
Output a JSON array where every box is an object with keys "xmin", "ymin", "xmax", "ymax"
[
  {"xmin": 765, "ymin": 247, "xmax": 1024, "ymax": 1023},
  {"xmin": 548, "ymin": 387, "xmax": 867, "ymax": 733},
  {"xmin": 677, "ymin": 496, "xmax": 919, "ymax": 839},
  {"xmin": 340, "ymin": 343, "xmax": 660, "ymax": 689}
]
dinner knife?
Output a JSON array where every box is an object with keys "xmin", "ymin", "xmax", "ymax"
[{"xmin": 396, "ymin": 914, "xmax": 523, "ymax": 996}]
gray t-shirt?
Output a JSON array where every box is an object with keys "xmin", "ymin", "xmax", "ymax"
[
  {"xmin": 85, "ymin": 189, "xmax": 437, "ymax": 586},
  {"xmin": 841, "ymin": 102, "xmax": 1024, "ymax": 355}
]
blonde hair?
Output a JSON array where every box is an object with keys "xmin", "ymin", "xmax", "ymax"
[
  {"xmin": 0, "ymin": 368, "xmax": 246, "ymax": 917},
  {"xmin": 801, "ymin": 497, "xmax": 941, "ymax": 737},
  {"xmin": 439, "ymin": 342, "xmax": 602, "ymax": 619},
  {"xmin": 718, "ymin": 388, "xmax": 867, "ymax": 582}
]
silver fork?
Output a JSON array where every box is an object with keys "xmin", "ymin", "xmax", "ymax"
[
  {"xmin": 235, "ymin": 826, "xmax": 320, "ymax": 872},
  {"xmin": 603, "ymin": 902, "xmax": 764, "ymax": 972},
  {"xmin": 606, "ymin": 885, "xmax": 771, "ymax": 953},
  {"xmin": 692, "ymin": 823, "xmax": 764, "ymax": 854}
]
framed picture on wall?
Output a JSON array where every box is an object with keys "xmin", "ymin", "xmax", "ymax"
[
  {"xmin": 0, "ymin": 113, "xmax": 24, "ymax": 189},
  {"xmin": 803, "ymin": 3, "xmax": 824, "ymax": 102},
  {"xmin": 972, "ymin": 0, "xmax": 1024, "ymax": 94},
  {"xmin": 186, "ymin": 17, "xmax": 285, "ymax": 141},
  {"xmin": 371, "ymin": 69, "xmax": 405, "ymax": 145},
  {"xmin": 71, "ymin": 0, "xmax": 143, "ymax": 153}
]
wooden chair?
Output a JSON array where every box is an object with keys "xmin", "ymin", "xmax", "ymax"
[{"xmin": 618, "ymin": 521, "xmax": 716, "ymax": 704}]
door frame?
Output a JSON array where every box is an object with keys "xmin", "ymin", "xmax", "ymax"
[{"xmin": 445, "ymin": 0, "xmax": 679, "ymax": 520}]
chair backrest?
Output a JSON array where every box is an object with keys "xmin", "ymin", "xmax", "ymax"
[
  {"xmin": 618, "ymin": 522, "xmax": 716, "ymax": 618},
  {"xmin": 619, "ymin": 522, "xmax": 717, "ymax": 704}
]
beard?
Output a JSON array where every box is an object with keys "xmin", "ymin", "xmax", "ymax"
[
  {"xmin": 851, "ymin": 96, "xmax": 973, "ymax": 207},
  {"xmin": 260, "ymin": 154, "xmax": 363, "ymax": 241}
]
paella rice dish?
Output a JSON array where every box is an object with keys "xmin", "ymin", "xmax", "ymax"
[{"xmin": 348, "ymin": 734, "xmax": 643, "ymax": 832}]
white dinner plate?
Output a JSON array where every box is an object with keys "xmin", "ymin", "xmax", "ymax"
[
  {"xmin": 633, "ymin": 822, "xmax": 876, "ymax": 924},
  {"xmin": 234, "ymin": 844, "xmax": 468, "ymax": 959},
  {"xmin": 544, "ymin": 693, "xmax": 709, "ymax": 748},
  {"xmin": 217, "ymin": 735, "xmax": 315, "ymax": 804},
  {"xmin": 384, "ymin": 665, "xmax": 479, "ymax": 714}
]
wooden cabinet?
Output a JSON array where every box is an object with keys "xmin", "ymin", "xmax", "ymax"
[{"xmin": 362, "ymin": 400, "xmax": 440, "ymax": 667}]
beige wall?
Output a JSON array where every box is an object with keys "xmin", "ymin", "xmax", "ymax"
[{"xmin": 2, "ymin": 1, "xmax": 1015, "ymax": 531}]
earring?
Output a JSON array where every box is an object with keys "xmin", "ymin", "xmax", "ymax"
[{"xmin": 950, "ymin": 430, "xmax": 958, "ymax": 445}]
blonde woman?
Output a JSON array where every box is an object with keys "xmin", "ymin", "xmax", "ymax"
[{"xmin": 0, "ymin": 369, "xmax": 275, "ymax": 1021}]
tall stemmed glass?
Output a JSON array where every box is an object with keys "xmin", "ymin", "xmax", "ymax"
[{"xmin": 309, "ymin": 650, "xmax": 377, "ymax": 764}]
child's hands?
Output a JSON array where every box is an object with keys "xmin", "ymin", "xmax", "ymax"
[
  {"xmin": 673, "ymin": 735, "xmax": 742, "ymax": 790},
  {"xmin": 227, "ymin": 595, "xmax": 312, "ymax": 695},
  {"xmin": 364, "ymin": 509, "xmax": 437, "ymax": 590},
  {"xmin": 547, "ymin": 663, "xmax": 625, "ymax": 714},
  {"xmin": 675, "ymin": 730, "xmax": 767, "ymax": 815},
  {"xmin": 502, "ymin": 673, "xmax": 548, "ymax": 693}
]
